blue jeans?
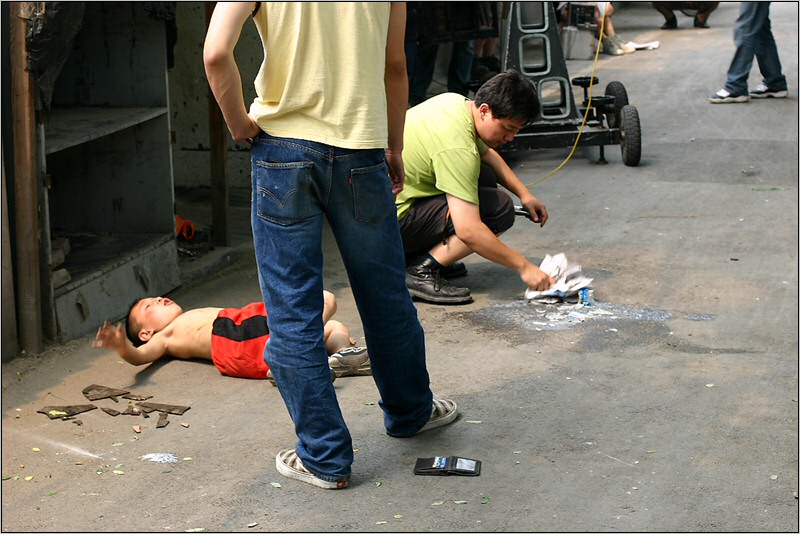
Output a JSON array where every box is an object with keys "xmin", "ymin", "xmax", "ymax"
[
  {"xmin": 724, "ymin": 2, "xmax": 787, "ymax": 95},
  {"xmin": 409, "ymin": 40, "xmax": 475, "ymax": 106},
  {"xmin": 251, "ymin": 133, "xmax": 433, "ymax": 482}
]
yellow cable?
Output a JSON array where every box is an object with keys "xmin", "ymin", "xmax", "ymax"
[{"xmin": 523, "ymin": 8, "xmax": 607, "ymax": 189}]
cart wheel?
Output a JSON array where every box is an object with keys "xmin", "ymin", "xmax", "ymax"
[
  {"xmin": 604, "ymin": 81, "xmax": 629, "ymax": 129},
  {"xmin": 620, "ymin": 105, "xmax": 641, "ymax": 167}
]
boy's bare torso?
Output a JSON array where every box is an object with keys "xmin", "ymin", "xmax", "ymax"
[{"xmin": 159, "ymin": 307, "xmax": 222, "ymax": 360}]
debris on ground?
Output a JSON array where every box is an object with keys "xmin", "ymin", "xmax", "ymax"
[
  {"xmin": 37, "ymin": 405, "xmax": 97, "ymax": 419},
  {"xmin": 120, "ymin": 405, "xmax": 144, "ymax": 416},
  {"xmin": 37, "ymin": 385, "xmax": 190, "ymax": 431},
  {"xmin": 82, "ymin": 384, "xmax": 130, "ymax": 402},
  {"xmin": 140, "ymin": 453, "xmax": 179, "ymax": 464},
  {"xmin": 122, "ymin": 394, "xmax": 153, "ymax": 401},
  {"xmin": 524, "ymin": 253, "xmax": 593, "ymax": 303},
  {"xmin": 137, "ymin": 402, "xmax": 191, "ymax": 415},
  {"xmin": 156, "ymin": 413, "xmax": 170, "ymax": 428}
]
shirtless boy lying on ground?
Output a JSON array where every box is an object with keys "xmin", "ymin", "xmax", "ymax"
[{"xmin": 92, "ymin": 291, "xmax": 371, "ymax": 382}]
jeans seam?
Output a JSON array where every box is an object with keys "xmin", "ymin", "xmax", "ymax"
[{"xmin": 263, "ymin": 138, "xmax": 329, "ymax": 160}]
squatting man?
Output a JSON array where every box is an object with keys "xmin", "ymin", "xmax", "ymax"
[{"xmin": 397, "ymin": 69, "xmax": 556, "ymax": 304}]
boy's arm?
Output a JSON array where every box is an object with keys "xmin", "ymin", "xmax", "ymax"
[{"xmin": 92, "ymin": 321, "xmax": 168, "ymax": 366}]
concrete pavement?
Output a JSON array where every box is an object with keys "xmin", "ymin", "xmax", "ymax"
[{"xmin": 2, "ymin": 2, "xmax": 797, "ymax": 532}]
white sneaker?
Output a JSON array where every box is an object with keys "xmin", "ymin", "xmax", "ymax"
[
  {"xmin": 328, "ymin": 346, "xmax": 371, "ymax": 378},
  {"xmin": 416, "ymin": 398, "xmax": 458, "ymax": 434},
  {"xmin": 707, "ymin": 89, "xmax": 749, "ymax": 104},
  {"xmin": 750, "ymin": 83, "xmax": 788, "ymax": 99},
  {"xmin": 275, "ymin": 449, "xmax": 349, "ymax": 489}
]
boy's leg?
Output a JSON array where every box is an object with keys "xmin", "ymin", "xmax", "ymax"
[
  {"xmin": 323, "ymin": 320, "xmax": 353, "ymax": 354},
  {"xmin": 322, "ymin": 290, "xmax": 337, "ymax": 323}
]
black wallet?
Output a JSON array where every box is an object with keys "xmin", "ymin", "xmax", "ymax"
[{"xmin": 414, "ymin": 456, "xmax": 481, "ymax": 476}]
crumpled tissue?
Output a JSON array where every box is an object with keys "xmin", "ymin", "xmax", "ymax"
[{"xmin": 525, "ymin": 253, "xmax": 593, "ymax": 302}]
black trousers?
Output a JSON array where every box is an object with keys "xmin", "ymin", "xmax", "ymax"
[{"xmin": 399, "ymin": 163, "xmax": 515, "ymax": 262}]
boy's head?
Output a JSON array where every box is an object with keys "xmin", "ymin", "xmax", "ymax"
[
  {"xmin": 126, "ymin": 297, "xmax": 183, "ymax": 346},
  {"xmin": 473, "ymin": 69, "xmax": 540, "ymax": 148}
]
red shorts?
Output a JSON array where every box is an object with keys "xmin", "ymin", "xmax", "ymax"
[{"xmin": 210, "ymin": 302, "xmax": 271, "ymax": 379}]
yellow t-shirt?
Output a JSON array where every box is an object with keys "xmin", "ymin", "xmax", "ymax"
[
  {"xmin": 396, "ymin": 93, "xmax": 489, "ymax": 220},
  {"xmin": 249, "ymin": 2, "xmax": 390, "ymax": 149}
]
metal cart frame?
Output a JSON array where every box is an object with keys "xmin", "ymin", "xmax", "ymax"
[{"xmin": 497, "ymin": 2, "xmax": 642, "ymax": 166}]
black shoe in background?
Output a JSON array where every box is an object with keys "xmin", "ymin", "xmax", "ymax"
[
  {"xmin": 406, "ymin": 256, "xmax": 473, "ymax": 304},
  {"xmin": 440, "ymin": 261, "xmax": 468, "ymax": 279}
]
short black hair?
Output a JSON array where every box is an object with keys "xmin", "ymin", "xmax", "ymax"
[
  {"xmin": 126, "ymin": 299, "xmax": 145, "ymax": 347},
  {"xmin": 474, "ymin": 69, "xmax": 540, "ymax": 124}
]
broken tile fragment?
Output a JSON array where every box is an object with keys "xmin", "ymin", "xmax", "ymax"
[
  {"xmin": 82, "ymin": 384, "xmax": 130, "ymax": 402},
  {"xmin": 37, "ymin": 405, "xmax": 97, "ymax": 419},
  {"xmin": 120, "ymin": 405, "xmax": 143, "ymax": 416},
  {"xmin": 156, "ymin": 412, "xmax": 170, "ymax": 428},
  {"xmin": 137, "ymin": 402, "xmax": 191, "ymax": 416},
  {"xmin": 122, "ymin": 394, "xmax": 153, "ymax": 401}
]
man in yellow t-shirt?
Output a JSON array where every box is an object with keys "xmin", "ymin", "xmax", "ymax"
[
  {"xmin": 397, "ymin": 70, "xmax": 556, "ymax": 304},
  {"xmin": 204, "ymin": 2, "xmax": 457, "ymax": 490}
]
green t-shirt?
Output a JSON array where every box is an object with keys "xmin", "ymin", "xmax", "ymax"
[{"xmin": 396, "ymin": 93, "xmax": 488, "ymax": 220}]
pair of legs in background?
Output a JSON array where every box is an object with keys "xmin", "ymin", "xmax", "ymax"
[{"xmin": 709, "ymin": 2, "xmax": 787, "ymax": 103}]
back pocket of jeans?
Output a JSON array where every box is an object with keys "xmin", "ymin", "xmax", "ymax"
[
  {"xmin": 254, "ymin": 160, "xmax": 313, "ymax": 225},
  {"xmin": 351, "ymin": 161, "xmax": 394, "ymax": 224}
]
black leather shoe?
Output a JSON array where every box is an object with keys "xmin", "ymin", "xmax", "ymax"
[
  {"xmin": 406, "ymin": 257, "xmax": 472, "ymax": 304},
  {"xmin": 440, "ymin": 261, "xmax": 468, "ymax": 279},
  {"xmin": 661, "ymin": 16, "xmax": 677, "ymax": 30},
  {"xmin": 693, "ymin": 16, "xmax": 709, "ymax": 28}
]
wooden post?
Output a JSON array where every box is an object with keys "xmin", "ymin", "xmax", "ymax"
[
  {"xmin": 205, "ymin": 1, "xmax": 229, "ymax": 247},
  {"xmin": 10, "ymin": 1, "xmax": 43, "ymax": 353}
]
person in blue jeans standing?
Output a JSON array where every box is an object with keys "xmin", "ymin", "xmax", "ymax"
[
  {"xmin": 204, "ymin": 2, "xmax": 457, "ymax": 490},
  {"xmin": 708, "ymin": 2, "xmax": 788, "ymax": 103}
]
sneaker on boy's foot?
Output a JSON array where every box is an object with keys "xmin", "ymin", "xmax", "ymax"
[
  {"xmin": 707, "ymin": 89, "xmax": 749, "ymax": 104},
  {"xmin": 275, "ymin": 449, "xmax": 349, "ymax": 489},
  {"xmin": 750, "ymin": 83, "xmax": 788, "ymax": 99},
  {"xmin": 267, "ymin": 368, "xmax": 336, "ymax": 387},
  {"xmin": 329, "ymin": 346, "xmax": 371, "ymax": 378},
  {"xmin": 416, "ymin": 398, "xmax": 458, "ymax": 434}
]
